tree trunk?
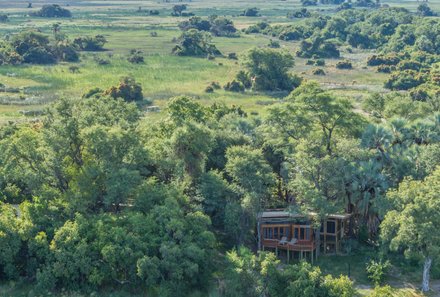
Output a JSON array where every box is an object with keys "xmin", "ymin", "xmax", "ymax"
[{"xmin": 422, "ymin": 257, "xmax": 432, "ymax": 292}]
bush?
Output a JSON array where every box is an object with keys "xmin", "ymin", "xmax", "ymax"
[
  {"xmin": 368, "ymin": 285, "xmax": 394, "ymax": 297},
  {"xmin": 205, "ymin": 85, "xmax": 214, "ymax": 93},
  {"xmin": 336, "ymin": 60, "xmax": 353, "ymax": 69},
  {"xmin": 31, "ymin": 4, "xmax": 71, "ymax": 18},
  {"xmin": 377, "ymin": 65, "xmax": 394, "ymax": 73},
  {"xmin": 149, "ymin": 10, "xmax": 160, "ymax": 16},
  {"xmin": 0, "ymin": 14, "xmax": 8, "ymax": 22},
  {"xmin": 287, "ymin": 8, "xmax": 312, "ymax": 18},
  {"xmin": 22, "ymin": 46, "xmax": 56, "ymax": 64},
  {"xmin": 171, "ymin": 4, "xmax": 187, "ymax": 16},
  {"xmin": 210, "ymin": 81, "xmax": 221, "ymax": 89},
  {"xmin": 297, "ymin": 39, "xmax": 340, "ymax": 59},
  {"xmin": 55, "ymin": 41, "xmax": 79, "ymax": 62},
  {"xmin": 82, "ymin": 88, "xmax": 104, "ymax": 99},
  {"xmin": 236, "ymin": 70, "xmax": 252, "ymax": 89},
  {"xmin": 172, "ymin": 29, "xmax": 221, "ymax": 57},
  {"xmin": 104, "ymin": 76, "xmax": 143, "ymax": 102},
  {"xmin": 150, "ymin": 31, "xmax": 158, "ymax": 37},
  {"xmin": 241, "ymin": 7, "xmax": 260, "ymax": 17},
  {"xmin": 94, "ymin": 55, "xmax": 110, "ymax": 65},
  {"xmin": 384, "ymin": 70, "xmax": 426, "ymax": 90},
  {"xmin": 367, "ymin": 54, "xmax": 402, "ymax": 66},
  {"xmin": 268, "ymin": 39, "xmax": 280, "ymax": 48},
  {"xmin": 224, "ymin": 80, "xmax": 245, "ymax": 92},
  {"xmin": 312, "ymin": 68, "xmax": 326, "ymax": 75},
  {"xmin": 315, "ymin": 59, "xmax": 325, "ymax": 66},
  {"xmin": 228, "ymin": 52, "xmax": 238, "ymax": 60},
  {"xmin": 73, "ymin": 35, "xmax": 107, "ymax": 51},
  {"xmin": 127, "ymin": 49, "xmax": 144, "ymax": 64},
  {"xmin": 244, "ymin": 47, "xmax": 300, "ymax": 91},
  {"xmin": 366, "ymin": 259, "xmax": 390, "ymax": 286}
]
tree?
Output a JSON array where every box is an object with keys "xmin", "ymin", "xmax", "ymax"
[
  {"xmin": 0, "ymin": 14, "xmax": 8, "ymax": 22},
  {"xmin": 286, "ymin": 81, "xmax": 365, "ymax": 155},
  {"xmin": 73, "ymin": 35, "xmax": 107, "ymax": 51},
  {"xmin": 172, "ymin": 29, "xmax": 221, "ymax": 57},
  {"xmin": 417, "ymin": 3, "xmax": 436, "ymax": 17},
  {"xmin": 380, "ymin": 168, "xmax": 440, "ymax": 292},
  {"xmin": 241, "ymin": 7, "xmax": 260, "ymax": 17},
  {"xmin": 224, "ymin": 247, "xmax": 356, "ymax": 297},
  {"xmin": 10, "ymin": 31, "xmax": 56, "ymax": 64},
  {"xmin": 31, "ymin": 4, "xmax": 71, "ymax": 18},
  {"xmin": 242, "ymin": 47, "xmax": 300, "ymax": 92},
  {"xmin": 104, "ymin": 76, "xmax": 143, "ymax": 102},
  {"xmin": 172, "ymin": 4, "xmax": 187, "ymax": 16}
]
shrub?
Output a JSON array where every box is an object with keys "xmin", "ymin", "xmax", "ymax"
[
  {"xmin": 68, "ymin": 66, "xmax": 80, "ymax": 73},
  {"xmin": 367, "ymin": 54, "xmax": 402, "ymax": 66},
  {"xmin": 149, "ymin": 10, "xmax": 160, "ymax": 16},
  {"xmin": 297, "ymin": 39, "xmax": 340, "ymax": 59},
  {"xmin": 323, "ymin": 275, "xmax": 356, "ymax": 297},
  {"xmin": 171, "ymin": 4, "xmax": 187, "ymax": 16},
  {"xmin": 384, "ymin": 70, "xmax": 426, "ymax": 90},
  {"xmin": 22, "ymin": 46, "xmax": 56, "ymax": 64},
  {"xmin": 366, "ymin": 259, "xmax": 391, "ymax": 286},
  {"xmin": 55, "ymin": 41, "xmax": 79, "ymax": 62},
  {"xmin": 228, "ymin": 52, "xmax": 237, "ymax": 60},
  {"xmin": 377, "ymin": 65, "xmax": 394, "ymax": 73},
  {"xmin": 127, "ymin": 49, "xmax": 144, "ymax": 64},
  {"xmin": 241, "ymin": 7, "xmax": 260, "ymax": 17},
  {"xmin": 73, "ymin": 35, "xmax": 107, "ymax": 51},
  {"xmin": 244, "ymin": 22, "xmax": 269, "ymax": 34},
  {"xmin": 312, "ymin": 68, "xmax": 326, "ymax": 75},
  {"xmin": 94, "ymin": 55, "xmax": 110, "ymax": 65},
  {"xmin": 0, "ymin": 14, "xmax": 8, "ymax": 22},
  {"xmin": 268, "ymin": 39, "xmax": 280, "ymax": 48},
  {"xmin": 244, "ymin": 47, "xmax": 300, "ymax": 91},
  {"xmin": 205, "ymin": 85, "xmax": 214, "ymax": 93},
  {"xmin": 224, "ymin": 80, "xmax": 245, "ymax": 92},
  {"xmin": 287, "ymin": 8, "xmax": 312, "ymax": 18},
  {"xmin": 210, "ymin": 81, "xmax": 221, "ymax": 89},
  {"xmin": 104, "ymin": 76, "xmax": 143, "ymax": 102},
  {"xmin": 31, "ymin": 4, "xmax": 71, "ymax": 18},
  {"xmin": 82, "ymin": 88, "xmax": 103, "ymax": 99},
  {"xmin": 236, "ymin": 70, "xmax": 252, "ymax": 89},
  {"xmin": 315, "ymin": 59, "xmax": 325, "ymax": 66},
  {"xmin": 397, "ymin": 60, "xmax": 423, "ymax": 71},
  {"xmin": 336, "ymin": 60, "xmax": 353, "ymax": 69},
  {"xmin": 172, "ymin": 29, "xmax": 221, "ymax": 57},
  {"xmin": 368, "ymin": 285, "xmax": 394, "ymax": 297},
  {"xmin": 301, "ymin": 0, "xmax": 317, "ymax": 6},
  {"xmin": 150, "ymin": 32, "xmax": 158, "ymax": 37}
]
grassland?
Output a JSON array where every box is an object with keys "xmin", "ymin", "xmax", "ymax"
[{"xmin": 0, "ymin": 0, "xmax": 424, "ymax": 124}]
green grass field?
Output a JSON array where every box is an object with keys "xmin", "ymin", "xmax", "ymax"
[{"xmin": 1, "ymin": 0, "xmax": 432, "ymax": 124}]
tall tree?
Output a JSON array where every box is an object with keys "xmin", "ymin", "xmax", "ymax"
[{"xmin": 380, "ymin": 168, "xmax": 440, "ymax": 292}]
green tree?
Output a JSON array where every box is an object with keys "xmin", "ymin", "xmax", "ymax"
[
  {"xmin": 104, "ymin": 76, "xmax": 143, "ymax": 102},
  {"xmin": 380, "ymin": 168, "xmax": 440, "ymax": 292},
  {"xmin": 172, "ymin": 29, "xmax": 221, "ymax": 57},
  {"xmin": 243, "ymin": 47, "xmax": 299, "ymax": 91}
]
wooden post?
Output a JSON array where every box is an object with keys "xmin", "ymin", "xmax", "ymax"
[
  {"xmin": 324, "ymin": 220, "xmax": 327, "ymax": 255},
  {"xmin": 287, "ymin": 249, "xmax": 290, "ymax": 263},
  {"xmin": 336, "ymin": 220, "xmax": 339, "ymax": 254},
  {"xmin": 275, "ymin": 246, "xmax": 278, "ymax": 257}
]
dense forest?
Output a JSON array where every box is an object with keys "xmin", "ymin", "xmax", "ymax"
[{"xmin": 0, "ymin": 0, "xmax": 440, "ymax": 296}]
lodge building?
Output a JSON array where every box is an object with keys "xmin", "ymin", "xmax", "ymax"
[{"xmin": 257, "ymin": 209, "xmax": 351, "ymax": 263}]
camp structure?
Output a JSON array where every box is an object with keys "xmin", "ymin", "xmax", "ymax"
[{"xmin": 257, "ymin": 209, "xmax": 351, "ymax": 263}]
